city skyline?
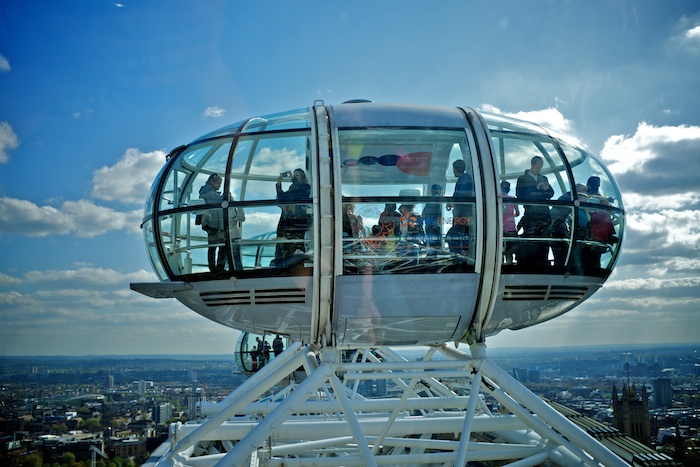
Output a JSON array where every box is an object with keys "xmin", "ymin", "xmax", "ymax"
[{"xmin": 0, "ymin": 2, "xmax": 699, "ymax": 355}]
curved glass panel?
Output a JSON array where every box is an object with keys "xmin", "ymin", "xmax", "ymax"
[
  {"xmin": 143, "ymin": 218, "xmax": 167, "ymax": 281},
  {"xmin": 488, "ymin": 115, "xmax": 625, "ymax": 277},
  {"xmin": 240, "ymin": 108, "xmax": 311, "ymax": 133},
  {"xmin": 192, "ymin": 119, "xmax": 246, "ymax": 142},
  {"xmin": 235, "ymin": 332, "xmax": 289, "ymax": 372},
  {"xmin": 144, "ymin": 161, "xmax": 168, "ymax": 218},
  {"xmin": 151, "ymin": 125, "xmax": 314, "ymax": 279},
  {"xmin": 483, "ymin": 112, "xmax": 549, "ymax": 136},
  {"xmin": 560, "ymin": 142, "xmax": 623, "ymax": 209},
  {"xmin": 338, "ymin": 128, "xmax": 477, "ymax": 274}
]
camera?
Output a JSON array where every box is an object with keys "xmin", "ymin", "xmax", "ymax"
[{"xmin": 280, "ymin": 171, "xmax": 292, "ymax": 178}]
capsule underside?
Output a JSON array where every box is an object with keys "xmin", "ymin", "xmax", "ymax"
[{"xmin": 131, "ymin": 102, "xmax": 624, "ymax": 347}]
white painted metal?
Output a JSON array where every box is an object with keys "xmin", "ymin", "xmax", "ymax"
[{"xmin": 152, "ymin": 342, "xmax": 627, "ymax": 467}]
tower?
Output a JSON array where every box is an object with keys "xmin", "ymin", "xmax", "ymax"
[
  {"xmin": 612, "ymin": 383, "xmax": 651, "ymax": 445},
  {"xmin": 652, "ymin": 377, "xmax": 673, "ymax": 408}
]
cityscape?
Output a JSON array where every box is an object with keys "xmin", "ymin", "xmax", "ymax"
[{"xmin": 1, "ymin": 343, "xmax": 698, "ymax": 466}]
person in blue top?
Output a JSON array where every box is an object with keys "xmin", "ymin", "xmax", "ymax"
[{"xmin": 275, "ymin": 168, "xmax": 311, "ymax": 266}]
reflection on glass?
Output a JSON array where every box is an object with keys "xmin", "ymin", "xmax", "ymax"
[
  {"xmin": 337, "ymin": 127, "xmax": 477, "ymax": 275},
  {"xmin": 341, "ymin": 201, "xmax": 475, "ymax": 275}
]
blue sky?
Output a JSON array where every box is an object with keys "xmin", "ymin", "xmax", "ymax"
[{"xmin": 1, "ymin": 1, "xmax": 699, "ymax": 356}]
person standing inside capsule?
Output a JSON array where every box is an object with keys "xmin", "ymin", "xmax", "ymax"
[
  {"xmin": 516, "ymin": 156, "xmax": 554, "ymax": 267},
  {"xmin": 199, "ymin": 173, "xmax": 244, "ymax": 272},
  {"xmin": 275, "ymin": 168, "xmax": 311, "ymax": 266},
  {"xmin": 446, "ymin": 160, "xmax": 475, "ymax": 256},
  {"xmin": 200, "ymin": 174, "xmax": 227, "ymax": 273},
  {"xmin": 422, "ymin": 184, "xmax": 444, "ymax": 249}
]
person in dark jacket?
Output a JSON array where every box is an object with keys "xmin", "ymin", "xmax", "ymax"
[
  {"xmin": 275, "ymin": 168, "xmax": 311, "ymax": 266},
  {"xmin": 515, "ymin": 156, "xmax": 554, "ymax": 266}
]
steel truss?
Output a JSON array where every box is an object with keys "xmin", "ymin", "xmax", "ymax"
[{"xmin": 156, "ymin": 342, "xmax": 627, "ymax": 467}]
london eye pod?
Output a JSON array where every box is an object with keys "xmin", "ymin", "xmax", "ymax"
[
  {"xmin": 131, "ymin": 101, "xmax": 624, "ymax": 348},
  {"xmin": 130, "ymin": 102, "xmax": 632, "ymax": 467}
]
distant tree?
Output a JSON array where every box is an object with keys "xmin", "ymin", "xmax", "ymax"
[
  {"xmin": 80, "ymin": 417, "xmax": 102, "ymax": 431},
  {"xmin": 17, "ymin": 452, "xmax": 43, "ymax": 467},
  {"xmin": 51, "ymin": 422, "xmax": 68, "ymax": 433},
  {"xmin": 60, "ymin": 451, "xmax": 76, "ymax": 467},
  {"xmin": 101, "ymin": 415, "xmax": 117, "ymax": 430}
]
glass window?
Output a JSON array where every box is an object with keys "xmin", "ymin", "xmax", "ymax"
[
  {"xmin": 241, "ymin": 108, "xmax": 312, "ymax": 133},
  {"xmin": 582, "ymin": 203, "xmax": 622, "ymax": 272},
  {"xmin": 152, "ymin": 128, "xmax": 314, "ymax": 279},
  {"xmin": 182, "ymin": 140, "xmax": 232, "ymax": 174},
  {"xmin": 338, "ymin": 128, "xmax": 477, "ymax": 274},
  {"xmin": 561, "ymin": 142, "xmax": 622, "ymax": 209},
  {"xmin": 158, "ymin": 167, "xmax": 190, "ymax": 211},
  {"xmin": 232, "ymin": 132, "xmax": 311, "ymax": 201},
  {"xmin": 143, "ymin": 219, "xmax": 167, "ymax": 280}
]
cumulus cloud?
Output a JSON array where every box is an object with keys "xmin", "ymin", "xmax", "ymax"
[
  {"xmin": 479, "ymin": 104, "xmax": 580, "ymax": 144},
  {"xmin": 0, "ymin": 148, "xmax": 166, "ymax": 238},
  {"xmin": 0, "ymin": 264, "xmax": 233, "ymax": 355},
  {"xmin": 627, "ymin": 209, "xmax": 700, "ymax": 251},
  {"xmin": 0, "ymin": 121, "xmax": 20, "ymax": 163},
  {"xmin": 0, "ymin": 54, "xmax": 9, "ymax": 72},
  {"xmin": 686, "ymin": 25, "xmax": 700, "ymax": 41},
  {"xmin": 622, "ymin": 192, "xmax": 700, "ymax": 211},
  {"xmin": 0, "ymin": 196, "xmax": 142, "ymax": 237},
  {"xmin": 670, "ymin": 17, "xmax": 700, "ymax": 54},
  {"xmin": 203, "ymin": 106, "xmax": 225, "ymax": 118},
  {"xmin": 0, "ymin": 272, "xmax": 22, "ymax": 286},
  {"xmin": 91, "ymin": 148, "xmax": 166, "ymax": 203},
  {"xmin": 24, "ymin": 266, "xmax": 154, "ymax": 287},
  {"xmin": 601, "ymin": 122, "xmax": 700, "ymax": 195},
  {"xmin": 606, "ymin": 275, "xmax": 700, "ymax": 291}
]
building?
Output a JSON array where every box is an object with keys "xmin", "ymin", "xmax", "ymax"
[
  {"xmin": 187, "ymin": 396, "xmax": 204, "ymax": 420},
  {"xmin": 512, "ymin": 368, "xmax": 529, "ymax": 382},
  {"xmin": 110, "ymin": 436, "xmax": 147, "ymax": 459},
  {"xmin": 612, "ymin": 383, "xmax": 651, "ymax": 445},
  {"xmin": 152, "ymin": 403, "xmax": 173, "ymax": 425},
  {"xmin": 653, "ymin": 378, "xmax": 673, "ymax": 409}
]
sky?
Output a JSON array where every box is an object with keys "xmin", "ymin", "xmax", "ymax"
[{"xmin": 0, "ymin": 1, "xmax": 699, "ymax": 356}]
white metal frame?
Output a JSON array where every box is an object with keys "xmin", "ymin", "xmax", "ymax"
[{"xmin": 153, "ymin": 342, "xmax": 627, "ymax": 467}]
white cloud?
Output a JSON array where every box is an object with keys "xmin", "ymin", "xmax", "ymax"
[
  {"xmin": 601, "ymin": 122, "xmax": 700, "ymax": 195},
  {"xmin": 91, "ymin": 148, "xmax": 167, "ymax": 204},
  {"xmin": 622, "ymin": 192, "xmax": 700, "ymax": 211},
  {"xmin": 0, "ymin": 273, "xmax": 22, "ymax": 286},
  {"xmin": 617, "ymin": 208, "xmax": 700, "ymax": 271},
  {"xmin": 479, "ymin": 105, "xmax": 579, "ymax": 144},
  {"xmin": 24, "ymin": 267, "xmax": 153, "ymax": 287},
  {"xmin": 0, "ymin": 265, "xmax": 235, "ymax": 355},
  {"xmin": 203, "ymin": 106, "xmax": 225, "ymax": 118},
  {"xmin": 0, "ymin": 196, "xmax": 142, "ymax": 237},
  {"xmin": 0, "ymin": 148, "xmax": 164, "ymax": 238},
  {"xmin": 686, "ymin": 25, "xmax": 700, "ymax": 41},
  {"xmin": 0, "ymin": 121, "xmax": 20, "ymax": 163},
  {"xmin": 0, "ymin": 54, "xmax": 9, "ymax": 72},
  {"xmin": 606, "ymin": 275, "xmax": 700, "ymax": 291}
]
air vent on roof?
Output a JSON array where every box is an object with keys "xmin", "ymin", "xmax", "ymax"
[
  {"xmin": 200, "ymin": 287, "xmax": 307, "ymax": 307},
  {"xmin": 502, "ymin": 285, "xmax": 588, "ymax": 301}
]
